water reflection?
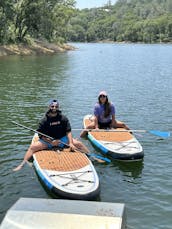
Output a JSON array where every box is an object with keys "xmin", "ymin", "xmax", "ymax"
[
  {"xmin": 112, "ymin": 160, "xmax": 144, "ymax": 182},
  {"xmin": 1, "ymin": 54, "xmax": 71, "ymax": 110}
]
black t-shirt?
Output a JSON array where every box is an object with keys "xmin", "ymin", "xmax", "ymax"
[{"xmin": 37, "ymin": 111, "xmax": 71, "ymax": 139}]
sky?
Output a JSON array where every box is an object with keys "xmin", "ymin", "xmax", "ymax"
[{"xmin": 76, "ymin": 0, "xmax": 118, "ymax": 9}]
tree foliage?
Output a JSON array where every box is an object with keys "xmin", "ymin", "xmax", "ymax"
[
  {"xmin": 0, "ymin": 0, "xmax": 76, "ymax": 44},
  {"xmin": 0, "ymin": 0, "xmax": 171, "ymax": 45},
  {"xmin": 67, "ymin": 0, "xmax": 172, "ymax": 43}
]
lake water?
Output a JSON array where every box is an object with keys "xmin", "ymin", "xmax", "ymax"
[{"xmin": 0, "ymin": 43, "xmax": 172, "ymax": 228}]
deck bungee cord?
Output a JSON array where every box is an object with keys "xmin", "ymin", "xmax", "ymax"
[{"xmin": 49, "ymin": 170, "xmax": 95, "ymax": 187}]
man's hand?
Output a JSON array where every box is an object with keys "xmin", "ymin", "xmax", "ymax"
[
  {"xmin": 69, "ymin": 143, "xmax": 76, "ymax": 152},
  {"xmin": 42, "ymin": 136, "xmax": 52, "ymax": 143},
  {"xmin": 52, "ymin": 139, "xmax": 60, "ymax": 146}
]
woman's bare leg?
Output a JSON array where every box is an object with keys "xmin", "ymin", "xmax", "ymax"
[
  {"xmin": 112, "ymin": 120, "xmax": 130, "ymax": 130},
  {"xmin": 80, "ymin": 121, "xmax": 96, "ymax": 138}
]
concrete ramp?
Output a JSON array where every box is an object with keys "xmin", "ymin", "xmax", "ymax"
[{"xmin": 0, "ymin": 198, "xmax": 126, "ymax": 229}]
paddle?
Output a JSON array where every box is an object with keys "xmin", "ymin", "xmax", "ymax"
[
  {"xmin": 11, "ymin": 121, "xmax": 111, "ymax": 163},
  {"xmin": 58, "ymin": 139, "xmax": 111, "ymax": 163},
  {"xmin": 73, "ymin": 128, "xmax": 170, "ymax": 138}
]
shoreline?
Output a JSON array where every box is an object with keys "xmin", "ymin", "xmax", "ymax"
[
  {"xmin": 1, "ymin": 40, "xmax": 171, "ymax": 57},
  {"xmin": 0, "ymin": 40, "xmax": 75, "ymax": 57}
]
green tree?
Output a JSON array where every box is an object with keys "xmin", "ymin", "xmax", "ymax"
[
  {"xmin": 67, "ymin": 0, "xmax": 172, "ymax": 43},
  {"xmin": 0, "ymin": 0, "xmax": 76, "ymax": 44}
]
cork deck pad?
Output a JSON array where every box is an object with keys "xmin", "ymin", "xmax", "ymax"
[
  {"xmin": 34, "ymin": 149, "xmax": 89, "ymax": 171},
  {"xmin": 83, "ymin": 115, "xmax": 143, "ymax": 160},
  {"xmin": 32, "ymin": 134, "xmax": 100, "ymax": 200}
]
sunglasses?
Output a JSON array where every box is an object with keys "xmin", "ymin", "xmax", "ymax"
[
  {"xmin": 50, "ymin": 105, "xmax": 58, "ymax": 108},
  {"xmin": 99, "ymin": 95, "xmax": 106, "ymax": 98}
]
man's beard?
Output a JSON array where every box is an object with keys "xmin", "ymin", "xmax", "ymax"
[{"xmin": 50, "ymin": 109, "xmax": 58, "ymax": 114}]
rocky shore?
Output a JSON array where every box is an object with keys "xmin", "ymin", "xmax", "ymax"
[{"xmin": 0, "ymin": 40, "xmax": 75, "ymax": 57}]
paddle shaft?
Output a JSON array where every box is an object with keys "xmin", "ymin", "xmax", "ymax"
[
  {"xmin": 12, "ymin": 121, "xmax": 110, "ymax": 163},
  {"xmin": 73, "ymin": 128, "xmax": 144, "ymax": 132},
  {"xmin": 12, "ymin": 121, "xmax": 54, "ymax": 140},
  {"xmin": 58, "ymin": 140, "xmax": 108, "ymax": 163},
  {"xmin": 73, "ymin": 128, "xmax": 170, "ymax": 138}
]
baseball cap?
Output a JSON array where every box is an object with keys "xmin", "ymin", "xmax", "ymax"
[
  {"xmin": 98, "ymin": 91, "xmax": 107, "ymax": 96},
  {"xmin": 49, "ymin": 99, "xmax": 59, "ymax": 106}
]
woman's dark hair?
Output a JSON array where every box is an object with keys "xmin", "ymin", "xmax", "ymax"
[{"xmin": 98, "ymin": 96, "xmax": 111, "ymax": 117}]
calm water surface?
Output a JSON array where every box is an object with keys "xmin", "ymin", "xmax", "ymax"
[{"xmin": 0, "ymin": 43, "xmax": 172, "ymax": 228}]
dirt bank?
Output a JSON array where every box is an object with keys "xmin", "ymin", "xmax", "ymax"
[{"xmin": 0, "ymin": 40, "xmax": 75, "ymax": 57}]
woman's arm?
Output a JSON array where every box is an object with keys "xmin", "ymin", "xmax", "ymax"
[
  {"xmin": 111, "ymin": 114, "xmax": 129, "ymax": 130},
  {"xmin": 111, "ymin": 114, "xmax": 117, "ymax": 127},
  {"xmin": 94, "ymin": 116, "xmax": 99, "ymax": 129}
]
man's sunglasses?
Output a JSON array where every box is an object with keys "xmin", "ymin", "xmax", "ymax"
[{"xmin": 51, "ymin": 105, "xmax": 58, "ymax": 108}]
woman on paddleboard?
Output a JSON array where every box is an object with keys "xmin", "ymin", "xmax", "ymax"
[
  {"xmin": 80, "ymin": 91, "xmax": 129, "ymax": 137},
  {"xmin": 14, "ymin": 99, "xmax": 89, "ymax": 171}
]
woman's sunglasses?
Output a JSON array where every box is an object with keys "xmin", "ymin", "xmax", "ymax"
[{"xmin": 99, "ymin": 95, "xmax": 106, "ymax": 98}]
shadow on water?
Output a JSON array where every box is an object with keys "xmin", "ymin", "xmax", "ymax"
[
  {"xmin": 112, "ymin": 159, "xmax": 144, "ymax": 181},
  {"xmin": 88, "ymin": 140, "xmax": 144, "ymax": 181}
]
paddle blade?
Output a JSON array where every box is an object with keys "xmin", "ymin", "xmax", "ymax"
[
  {"xmin": 89, "ymin": 153, "xmax": 111, "ymax": 163},
  {"xmin": 149, "ymin": 130, "xmax": 170, "ymax": 138}
]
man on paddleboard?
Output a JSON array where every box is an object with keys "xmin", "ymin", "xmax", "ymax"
[{"xmin": 13, "ymin": 99, "xmax": 89, "ymax": 171}]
